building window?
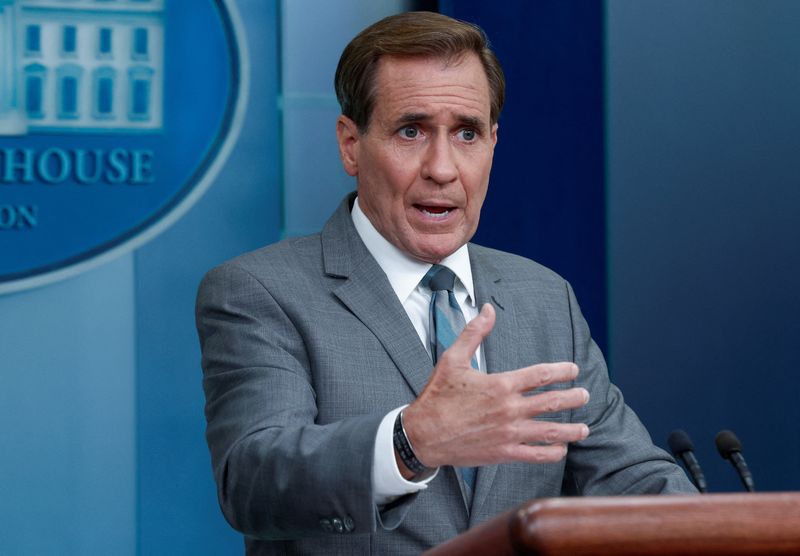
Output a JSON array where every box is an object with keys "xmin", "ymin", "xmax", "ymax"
[
  {"xmin": 62, "ymin": 77, "xmax": 78, "ymax": 116},
  {"xmin": 132, "ymin": 80, "xmax": 149, "ymax": 115},
  {"xmin": 128, "ymin": 66, "xmax": 153, "ymax": 121},
  {"xmin": 98, "ymin": 28, "xmax": 113, "ymax": 57},
  {"xmin": 25, "ymin": 25, "xmax": 41, "ymax": 55},
  {"xmin": 99, "ymin": 79, "xmax": 113, "ymax": 113},
  {"xmin": 26, "ymin": 76, "xmax": 43, "ymax": 115},
  {"xmin": 93, "ymin": 67, "xmax": 116, "ymax": 119},
  {"xmin": 57, "ymin": 65, "xmax": 83, "ymax": 119},
  {"xmin": 132, "ymin": 28, "xmax": 148, "ymax": 59},
  {"xmin": 24, "ymin": 64, "xmax": 47, "ymax": 119},
  {"xmin": 62, "ymin": 26, "xmax": 77, "ymax": 56}
]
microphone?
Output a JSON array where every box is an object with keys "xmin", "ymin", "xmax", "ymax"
[
  {"xmin": 715, "ymin": 430, "xmax": 755, "ymax": 492},
  {"xmin": 667, "ymin": 429, "xmax": 708, "ymax": 493}
]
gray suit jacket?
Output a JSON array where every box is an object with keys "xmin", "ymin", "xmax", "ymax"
[{"xmin": 196, "ymin": 194, "xmax": 695, "ymax": 555}]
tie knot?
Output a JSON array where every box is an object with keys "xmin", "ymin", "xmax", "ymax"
[{"xmin": 421, "ymin": 264, "xmax": 456, "ymax": 292}]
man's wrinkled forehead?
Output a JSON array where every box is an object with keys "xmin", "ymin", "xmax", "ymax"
[
  {"xmin": 369, "ymin": 53, "xmax": 492, "ymax": 128},
  {"xmin": 371, "ymin": 51, "xmax": 471, "ymax": 90}
]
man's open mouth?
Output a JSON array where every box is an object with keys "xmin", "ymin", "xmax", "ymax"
[{"xmin": 415, "ymin": 205, "xmax": 455, "ymax": 218}]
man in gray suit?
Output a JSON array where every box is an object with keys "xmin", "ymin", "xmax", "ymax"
[{"xmin": 196, "ymin": 11, "xmax": 695, "ymax": 555}]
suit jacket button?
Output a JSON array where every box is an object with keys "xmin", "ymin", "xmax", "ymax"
[
  {"xmin": 332, "ymin": 517, "xmax": 344, "ymax": 533},
  {"xmin": 319, "ymin": 518, "xmax": 333, "ymax": 533},
  {"xmin": 344, "ymin": 516, "xmax": 355, "ymax": 532}
]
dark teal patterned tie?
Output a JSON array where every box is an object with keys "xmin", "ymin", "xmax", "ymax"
[{"xmin": 421, "ymin": 265, "xmax": 478, "ymax": 495}]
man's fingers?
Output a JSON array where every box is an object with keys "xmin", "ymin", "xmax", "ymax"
[
  {"xmin": 524, "ymin": 387, "xmax": 590, "ymax": 417},
  {"xmin": 491, "ymin": 419, "xmax": 588, "ymax": 448},
  {"xmin": 516, "ymin": 420, "xmax": 590, "ymax": 445},
  {"xmin": 505, "ymin": 361, "xmax": 579, "ymax": 392},
  {"xmin": 504, "ymin": 443, "xmax": 569, "ymax": 465},
  {"xmin": 498, "ymin": 421, "xmax": 589, "ymax": 464},
  {"xmin": 441, "ymin": 303, "xmax": 496, "ymax": 365}
]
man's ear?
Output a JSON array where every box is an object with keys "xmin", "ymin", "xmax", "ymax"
[
  {"xmin": 490, "ymin": 122, "xmax": 499, "ymax": 150},
  {"xmin": 337, "ymin": 115, "xmax": 360, "ymax": 176}
]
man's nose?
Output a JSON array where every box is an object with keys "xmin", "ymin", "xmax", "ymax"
[{"xmin": 420, "ymin": 134, "xmax": 458, "ymax": 185}]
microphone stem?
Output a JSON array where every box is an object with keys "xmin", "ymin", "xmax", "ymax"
[{"xmin": 730, "ymin": 452, "xmax": 755, "ymax": 492}]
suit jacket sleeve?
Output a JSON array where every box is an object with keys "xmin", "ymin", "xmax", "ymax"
[
  {"xmin": 562, "ymin": 282, "xmax": 697, "ymax": 495},
  {"xmin": 196, "ymin": 262, "xmax": 391, "ymax": 540}
]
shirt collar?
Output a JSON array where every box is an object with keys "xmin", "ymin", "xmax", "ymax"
[{"xmin": 351, "ymin": 197, "xmax": 476, "ymax": 306}]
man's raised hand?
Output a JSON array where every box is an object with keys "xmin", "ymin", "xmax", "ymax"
[{"xmin": 399, "ymin": 303, "xmax": 590, "ymax": 476}]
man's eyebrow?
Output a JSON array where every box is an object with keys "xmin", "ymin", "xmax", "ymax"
[
  {"xmin": 395, "ymin": 112, "xmax": 430, "ymax": 125},
  {"xmin": 394, "ymin": 112, "xmax": 488, "ymax": 132},
  {"xmin": 456, "ymin": 115, "xmax": 486, "ymax": 132}
]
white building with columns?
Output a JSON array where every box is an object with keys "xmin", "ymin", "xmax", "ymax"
[{"xmin": 0, "ymin": 0, "xmax": 164, "ymax": 134}]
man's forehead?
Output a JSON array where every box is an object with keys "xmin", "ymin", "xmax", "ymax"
[
  {"xmin": 371, "ymin": 54, "xmax": 492, "ymax": 123},
  {"xmin": 373, "ymin": 53, "xmax": 480, "ymax": 87}
]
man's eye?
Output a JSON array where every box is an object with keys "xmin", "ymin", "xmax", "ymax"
[
  {"xmin": 399, "ymin": 126, "xmax": 418, "ymax": 139},
  {"xmin": 460, "ymin": 129, "xmax": 477, "ymax": 141}
]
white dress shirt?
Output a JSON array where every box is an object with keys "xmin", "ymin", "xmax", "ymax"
[{"xmin": 350, "ymin": 197, "xmax": 481, "ymax": 505}]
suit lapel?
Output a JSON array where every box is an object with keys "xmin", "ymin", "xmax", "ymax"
[
  {"xmin": 322, "ymin": 196, "xmax": 433, "ymax": 397},
  {"xmin": 470, "ymin": 247, "xmax": 519, "ymax": 375},
  {"xmin": 468, "ymin": 246, "xmax": 520, "ymax": 524}
]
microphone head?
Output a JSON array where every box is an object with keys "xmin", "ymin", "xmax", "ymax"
[
  {"xmin": 715, "ymin": 429, "xmax": 743, "ymax": 458},
  {"xmin": 667, "ymin": 429, "xmax": 695, "ymax": 455}
]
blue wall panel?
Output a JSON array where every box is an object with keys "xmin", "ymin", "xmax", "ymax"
[
  {"xmin": 0, "ymin": 256, "xmax": 136, "ymax": 555},
  {"xmin": 134, "ymin": 1, "xmax": 282, "ymax": 553},
  {"xmin": 0, "ymin": 1, "xmax": 281, "ymax": 554},
  {"xmin": 607, "ymin": 0, "xmax": 800, "ymax": 492},
  {"xmin": 280, "ymin": 0, "xmax": 408, "ymax": 237}
]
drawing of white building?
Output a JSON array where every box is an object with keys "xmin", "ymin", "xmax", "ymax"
[{"xmin": 0, "ymin": 0, "xmax": 164, "ymax": 134}]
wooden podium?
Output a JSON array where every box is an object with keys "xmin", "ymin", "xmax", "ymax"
[{"xmin": 423, "ymin": 492, "xmax": 800, "ymax": 555}]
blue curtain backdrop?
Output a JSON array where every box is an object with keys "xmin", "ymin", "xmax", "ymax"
[{"xmin": 441, "ymin": 1, "xmax": 608, "ymax": 354}]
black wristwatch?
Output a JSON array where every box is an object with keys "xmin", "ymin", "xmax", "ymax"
[{"xmin": 392, "ymin": 410, "xmax": 432, "ymax": 476}]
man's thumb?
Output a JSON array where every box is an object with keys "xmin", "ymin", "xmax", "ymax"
[{"xmin": 442, "ymin": 303, "xmax": 495, "ymax": 365}]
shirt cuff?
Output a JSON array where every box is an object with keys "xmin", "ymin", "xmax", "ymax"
[{"xmin": 373, "ymin": 405, "xmax": 438, "ymax": 506}]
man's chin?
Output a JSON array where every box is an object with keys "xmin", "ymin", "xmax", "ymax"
[{"xmin": 406, "ymin": 238, "xmax": 466, "ymax": 264}]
